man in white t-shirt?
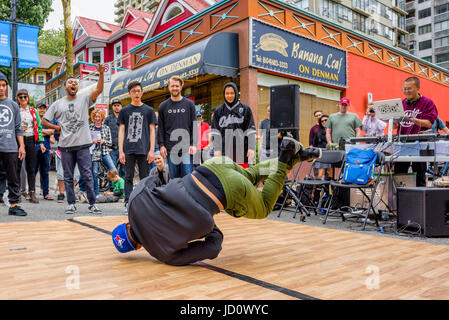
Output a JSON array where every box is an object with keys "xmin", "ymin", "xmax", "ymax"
[{"xmin": 41, "ymin": 64, "xmax": 105, "ymax": 214}]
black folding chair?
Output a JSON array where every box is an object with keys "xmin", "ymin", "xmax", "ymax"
[
  {"xmin": 293, "ymin": 150, "xmax": 346, "ymax": 220},
  {"xmin": 323, "ymin": 151, "xmax": 386, "ymax": 230}
]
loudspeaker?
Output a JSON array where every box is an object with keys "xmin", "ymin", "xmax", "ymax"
[
  {"xmin": 270, "ymin": 84, "xmax": 300, "ymax": 130},
  {"xmin": 397, "ymin": 187, "xmax": 449, "ymax": 237}
]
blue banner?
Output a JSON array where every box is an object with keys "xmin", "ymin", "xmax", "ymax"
[
  {"xmin": 17, "ymin": 24, "xmax": 40, "ymax": 68},
  {"xmin": 0, "ymin": 21, "xmax": 12, "ymax": 67},
  {"xmin": 250, "ymin": 19, "xmax": 347, "ymax": 88}
]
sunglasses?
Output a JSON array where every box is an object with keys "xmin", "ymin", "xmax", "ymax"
[
  {"xmin": 18, "ymin": 95, "xmax": 28, "ymax": 99},
  {"xmin": 321, "ymin": 119, "xmax": 328, "ymax": 123}
]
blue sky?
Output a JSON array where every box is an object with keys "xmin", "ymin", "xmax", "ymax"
[{"xmin": 44, "ymin": 0, "xmax": 116, "ymax": 30}]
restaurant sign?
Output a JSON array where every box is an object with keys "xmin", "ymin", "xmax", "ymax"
[{"xmin": 250, "ymin": 18, "xmax": 347, "ymax": 88}]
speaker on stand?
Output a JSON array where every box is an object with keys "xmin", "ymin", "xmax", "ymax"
[{"xmin": 270, "ymin": 84, "xmax": 305, "ymax": 219}]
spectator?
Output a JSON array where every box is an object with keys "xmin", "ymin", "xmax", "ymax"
[
  {"xmin": 149, "ymin": 151, "xmax": 170, "ymax": 185},
  {"xmin": 430, "ymin": 117, "xmax": 449, "ymax": 134},
  {"xmin": 362, "ymin": 103, "xmax": 387, "ymax": 137},
  {"xmin": 16, "ymin": 89, "xmax": 45, "ymax": 203},
  {"xmin": 104, "ymin": 98, "xmax": 125, "ymax": 178},
  {"xmin": 41, "ymin": 63, "xmax": 105, "ymax": 214},
  {"xmin": 394, "ymin": 77, "xmax": 438, "ymax": 187},
  {"xmin": 195, "ymin": 110, "xmax": 211, "ymax": 166},
  {"xmin": 118, "ymin": 80, "xmax": 156, "ymax": 211},
  {"xmin": 313, "ymin": 114, "xmax": 332, "ymax": 179},
  {"xmin": 89, "ymin": 109, "xmax": 117, "ymax": 196},
  {"xmin": 158, "ymin": 76, "xmax": 196, "ymax": 178},
  {"xmin": 211, "ymin": 82, "xmax": 256, "ymax": 168},
  {"xmin": 309, "ymin": 110, "xmax": 323, "ymax": 146},
  {"xmin": 326, "ymin": 97, "xmax": 362, "ymax": 145},
  {"xmin": 95, "ymin": 169, "xmax": 124, "ymax": 203},
  {"xmin": 35, "ymin": 102, "xmax": 55, "ymax": 200},
  {"xmin": 0, "ymin": 72, "xmax": 27, "ymax": 216},
  {"xmin": 259, "ymin": 104, "xmax": 280, "ymax": 162}
]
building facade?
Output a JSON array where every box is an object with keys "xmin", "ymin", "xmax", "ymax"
[
  {"xmin": 115, "ymin": 0, "xmax": 160, "ymax": 23},
  {"xmin": 109, "ymin": 0, "xmax": 449, "ymax": 145},
  {"xmin": 286, "ymin": 0, "xmax": 409, "ymax": 50},
  {"xmin": 406, "ymin": 0, "xmax": 449, "ymax": 70}
]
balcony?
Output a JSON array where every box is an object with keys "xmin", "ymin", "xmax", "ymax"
[
  {"xmin": 392, "ymin": 0, "xmax": 408, "ymax": 15},
  {"xmin": 406, "ymin": 16, "xmax": 416, "ymax": 26},
  {"xmin": 115, "ymin": 0, "xmax": 124, "ymax": 7},
  {"xmin": 405, "ymin": 1, "xmax": 416, "ymax": 11},
  {"xmin": 435, "ymin": 46, "xmax": 449, "ymax": 55},
  {"xmin": 435, "ymin": 12, "xmax": 449, "ymax": 23},
  {"xmin": 115, "ymin": 7, "xmax": 124, "ymax": 15}
]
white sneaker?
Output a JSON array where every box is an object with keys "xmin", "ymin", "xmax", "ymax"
[
  {"xmin": 65, "ymin": 204, "xmax": 77, "ymax": 214},
  {"xmin": 88, "ymin": 204, "xmax": 102, "ymax": 214}
]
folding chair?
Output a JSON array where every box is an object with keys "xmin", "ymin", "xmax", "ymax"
[
  {"xmin": 276, "ymin": 161, "xmax": 307, "ymax": 218},
  {"xmin": 293, "ymin": 150, "xmax": 346, "ymax": 220},
  {"xmin": 322, "ymin": 151, "xmax": 386, "ymax": 230}
]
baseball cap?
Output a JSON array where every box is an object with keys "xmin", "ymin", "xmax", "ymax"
[
  {"xmin": 339, "ymin": 97, "xmax": 350, "ymax": 105},
  {"xmin": 196, "ymin": 110, "xmax": 202, "ymax": 117},
  {"xmin": 111, "ymin": 98, "xmax": 122, "ymax": 105},
  {"xmin": 0, "ymin": 72, "xmax": 8, "ymax": 85},
  {"xmin": 36, "ymin": 102, "xmax": 48, "ymax": 109},
  {"xmin": 16, "ymin": 89, "xmax": 29, "ymax": 97},
  {"xmin": 112, "ymin": 223, "xmax": 136, "ymax": 253}
]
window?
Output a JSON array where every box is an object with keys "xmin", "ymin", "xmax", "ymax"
[
  {"xmin": 97, "ymin": 22, "xmax": 112, "ymax": 32},
  {"xmin": 435, "ymin": 20, "xmax": 449, "ymax": 32},
  {"xmin": 421, "ymin": 56, "xmax": 432, "ymax": 62},
  {"xmin": 435, "ymin": 36, "xmax": 449, "ymax": 48},
  {"xmin": 75, "ymin": 51, "xmax": 85, "ymax": 62},
  {"xmin": 436, "ymin": 3, "xmax": 449, "ymax": 15},
  {"xmin": 161, "ymin": 3, "xmax": 184, "ymax": 24},
  {"xmin": 293, "ymin": 0, "xmax": 310, "ymax": 11},
  {"xmin": 353, "ymin": 12, "xmax": 367, "ymax": 33},
  {"xmin": 418, "ymin": 39, "xmax": 432, "ymax": 50},
  {"xmin": 436, "ymin": 53, "xmax": 449, "ymax": 63},
  {"xmin": 418, "ymin": 8, "xmax": 431, "ymax": 19},
  {"xmin": 114, "ymin": 41, "xmax": 122, "ymax": 68},
  {"xmin": 337, "ymin": 5, "xmax": 352, "ymax": 22},
  {"xmin": 418, "ymin": 24, "xmax": 432, "ymax": 35},
  {"xmin": 37, "ymin": 75, "xmax": 45, "ymax": 84},
  {"xmin": 89, "ymin": 48, "xmax": 104, "ymax": 64},
  {"xmin": 418, "ymin": 0, "xmax": 430, "ymax": 3},
  {"xmin": 406, "ymin": 25, "xmax": 416, "ymax": 33},
  {"xmin": 75, "ymin": 27, "xmax": 86, "ymax": 40}
]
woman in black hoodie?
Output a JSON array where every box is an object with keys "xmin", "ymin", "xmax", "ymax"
[
  {"xmin": 312, "ymin": 114, "xmax": 331, "ymax": 179},
  {"xmin": 210, "ymin": 82, "xmax": 256, "ymax": 167}
]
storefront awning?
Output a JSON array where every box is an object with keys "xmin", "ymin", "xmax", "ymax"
[{"xmin": 109, "ymin": 32, "xmax": 239, "ymax": 101}]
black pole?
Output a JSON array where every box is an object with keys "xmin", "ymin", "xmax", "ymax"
[{"xmin": 10, "ymin": 0, "xmax": 18, "ymax": 98}]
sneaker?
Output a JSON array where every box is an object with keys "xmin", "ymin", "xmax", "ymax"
[
  {"xmin": 88, "ymin": 204, "xmax": 102, "ymax": 214},
  {"xmin": 123, "ymin": 202, "xmax": 128, "ymax": 215},
  {"xmin": 78, "ymin": 191, "xmax": 88, "ymax": 203},
  {"xmin": 65, "ymin": 204, "xmax": 77, "ymax": 214},
  {"xmin": 57, "ymin": 194, "xmax": 65, "ymax": 203},
  {"xmin": 279, "ymin": 137, "xmax": 303, "ymax": 165},
  {"xmin": 9, "ymin": 205, "xmax": 27, "ymax": 216},
  {"xmin": 298, "ymin": 147, "xmax": 322, "ymax": 162}
]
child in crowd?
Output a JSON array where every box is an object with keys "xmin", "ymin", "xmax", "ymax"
[{"xmin": 95, "ymin": 170, "xmax": 125, "ymax": 203}]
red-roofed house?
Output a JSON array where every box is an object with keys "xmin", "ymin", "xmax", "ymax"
[
  {"xmin": 72, "ymin": 7, "xmax": 154, "ymax": 71},
  {"xmin": 143, "ymin": 0, "xmax": 216, "ymax": 40}
]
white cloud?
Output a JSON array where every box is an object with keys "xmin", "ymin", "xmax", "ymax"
[{"xmin": 44, "ymin": 0, "xmax": 116, "ymax": 30}]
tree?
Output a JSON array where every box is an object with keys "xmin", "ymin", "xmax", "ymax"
[
  {"xmin": 61, "ymin": 0, "xmax": 74, "ymax": 77},
  {"xmin": 0, "ymin": 0, "xmax": 53, "ymax": 84},
  {"xmin": 38, "ymin": 28, "xmax": 65, "ymax": 57}
]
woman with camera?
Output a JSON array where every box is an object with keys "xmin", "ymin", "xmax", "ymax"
[{"xmin": 362, "ymin": 104, "xmax": 387, "ymax": 137}]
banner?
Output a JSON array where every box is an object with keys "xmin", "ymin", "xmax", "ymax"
[
  {"xmin": 250, "ymin": 19, "xmax": 347, "ymax": 88},
  {"xmin": 17, "ymin": 23, "xmax": 40, "ymax": 68},
  {"xmin": 0, "ymin": 21, "xmax": 12, "ymax": 67}
]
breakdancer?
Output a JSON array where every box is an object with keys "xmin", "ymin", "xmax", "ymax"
[{"xmin": 112, "ymin": 136, "xmax": 321, "ymax": 266}]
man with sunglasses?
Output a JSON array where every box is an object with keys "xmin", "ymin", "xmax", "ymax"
[
  {"xmin": 0, "ymin": 72, "xmax": 27, "ymax": 216},
  {"xmin": 41, "ymin": 64, "xmax": 105, "ymax": 214}
]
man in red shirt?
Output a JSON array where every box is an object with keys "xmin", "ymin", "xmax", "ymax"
[{"xmin": 195, "ymin": 111, "xmax": 211, "ymax": 166}]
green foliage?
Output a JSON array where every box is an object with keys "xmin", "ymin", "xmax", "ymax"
[
  {"xmin": 38, "ymin": 28, "xmax": 65, "ymax": 57},
  {"xmin": 0, "ymin": 0, "xmax": 54, "ymax": 84}
]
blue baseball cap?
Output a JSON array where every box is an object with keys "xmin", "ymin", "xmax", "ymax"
[
  {"xmin": 112, "ymin": 223, "xmax": 136, "ymax": 253},
  {"xmin": 196, "ymin": 110, "xmax": 202, "ymax": 117}
]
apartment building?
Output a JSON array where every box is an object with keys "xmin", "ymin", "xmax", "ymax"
[
  {"xmin": 114, "ymin": 0, "xmax": 160, "ymax": 23},
  {"xmin": 287, "ymin": 0, "xmax": 409, "ymax": 50},
  {"xmin": 406, "ymin": 0, "xmax": 449, "ymax": 70}
]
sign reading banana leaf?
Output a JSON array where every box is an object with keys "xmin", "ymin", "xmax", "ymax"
[{"xmin": 250, "ymin": 18, "xmax": 347, "ymax": 88}]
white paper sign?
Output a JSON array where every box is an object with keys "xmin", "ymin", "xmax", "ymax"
[{"xmin": 373, "ymin": 98, "xmax": 405, "ymax": 120}]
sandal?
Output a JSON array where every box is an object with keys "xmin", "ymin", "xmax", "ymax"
[{"xmin": 44, "ymin": 195, "xmax": 54, "ymax": 201}]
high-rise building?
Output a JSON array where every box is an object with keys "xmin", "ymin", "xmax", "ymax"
[
  {"xmin": 286, "ymin": 0, "xmax": 409, "ymax": 50},
  {"xmin": 114, "ymin": 0, "xmax": 160, "ymax": 23},
  {"xmin": 405, "ymin": 0, "xmax": 449, "ymax": 70}
]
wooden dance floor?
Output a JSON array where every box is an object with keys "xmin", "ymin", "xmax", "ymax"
[{"xmin": 2, "ymin": 213, "xmax": 449, "ymax": 300}]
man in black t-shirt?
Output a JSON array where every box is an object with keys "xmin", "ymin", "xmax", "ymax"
[
  {"xmin": 158, "ymin": 76, "xmax": 196, "ymax": 178},
  {"xmin": 118, "ymin": 81, "xmax": 157, "ymax": 207}
]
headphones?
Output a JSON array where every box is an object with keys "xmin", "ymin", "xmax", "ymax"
[{"xmin": 405, "ymin": 93, "xmax": 422, "ymax": 106}]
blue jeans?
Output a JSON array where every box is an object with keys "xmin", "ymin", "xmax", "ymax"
[
  {"xmin": 167, "ymin": 151, "xmax": 193, "ymax": 178},
  {"xmin": 92, "ymin": 153, "xmax": 117, "ymax": 195},
  {"xmin": 109, "ymin": 148, "xmax": 125, "ymax": 178},
  {"xmin": 35, "ymin": 148, "xmax": 50, "ymax": 197}
]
